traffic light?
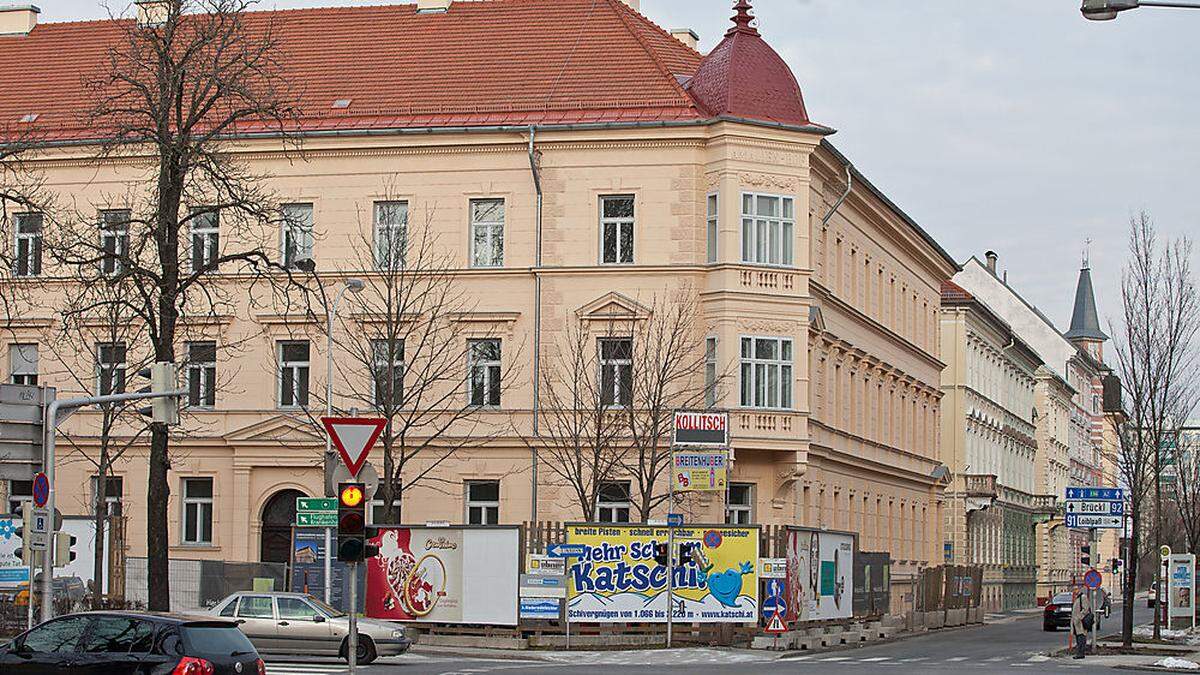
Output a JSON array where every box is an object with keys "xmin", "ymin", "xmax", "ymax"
[
  {"xmin": 54, "ymin": 532, "xmax": 76, "ymax": 567},
  {"xmin": 654, "ymin": 541, "xmax": 670, "ymax": 567},
  {"xmin": 1081, "ymin": 544, "xmax": 1092, "ymax": 567},
  {"xmin": 1112, "ymin": 558, "xmax": 1123, "ymax": 572},
  {"xmin": 136, "ymin": 363, "xmax": 180, "ymax": 425},
  {"xmin": 337, "ymin": 483, "xmax": 366, "ymax": 562}
]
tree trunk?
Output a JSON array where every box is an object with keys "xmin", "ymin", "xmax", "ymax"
[
  {"xmin": 92, "ymin": 468, "xmax": 107, "ymax": 610},
  {"xmin": 146, "ymin": 423, "xmax": 170, "ymax": 611},
  {"xmin": 1123, "ymin": 507, "xmax": 1138, "ymax": 648},
  {"xmin": 1154, "ymin": 470, "xmax": 1163, "ymax": 639}
]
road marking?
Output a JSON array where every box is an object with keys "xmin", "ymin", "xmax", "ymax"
[
  {"xmin": 860, "ymin": 657, "xmax": 892, "ymax": 662},
  {"xmin": 820, "ymin": 656, "xmax": 853, "ymax": 661},
  {"xmin": 901, "ymin": 657, "xmax": 929, "ymax": 662},
  {"xmin": 266, "ymin": 666, "xmax": 348, "ymax": 675},
  {"xmin": 945, "ymin": 656, "xmax": 968, "ymax": 662}
]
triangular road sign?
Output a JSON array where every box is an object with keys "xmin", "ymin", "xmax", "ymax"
[
  {"xmin": 765, "ymin": 611, "xmax": 787, "ymax": 634},
  {"xmin": 322, "ymin": 417, "xmax": 386, "ymax": 478}
]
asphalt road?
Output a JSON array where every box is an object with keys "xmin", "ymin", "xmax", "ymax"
[{"xmin": 262, "ymin": 601, "xmax": 1157, "ymax": 675}]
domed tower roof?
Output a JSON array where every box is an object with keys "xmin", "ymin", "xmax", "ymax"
[{"xmin": 686, "ymin": 0, "xmax": 813, "ymax": 128}]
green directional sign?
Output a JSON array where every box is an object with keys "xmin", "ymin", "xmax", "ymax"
[
  {"xmin": 296, "ymin": 512, "xmax": 338, "ymax": 527},
  {"xmin": 296, "ymin": 498, "xmax": 337, "ymax": 512}
]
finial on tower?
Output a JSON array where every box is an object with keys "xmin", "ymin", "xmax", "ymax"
[
  {"xmin": 1082, "ymin": 237, "xmax": 1092, "ymax": 270},
  {"xmin": 728, "ymin": 0, "xmax": 759, "ymax": 36}
]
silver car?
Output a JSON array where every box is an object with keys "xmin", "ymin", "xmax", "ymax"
[{"xmin": 209, "ymin": 591, "xmax": 410, "ymax": 664}]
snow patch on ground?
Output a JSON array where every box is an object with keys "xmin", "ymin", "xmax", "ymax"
[
  {"xmin": 1134, "ymin": 624, "xmax": 1200, "ymax": 645},
  {"xmin": 1154, "ymin": 657, "xmax": 1200, "ymax": 670}
]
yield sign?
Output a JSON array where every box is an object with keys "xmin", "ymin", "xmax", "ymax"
[{"xmin": 322, "ymin": 417, "xmax": 386, "ymax": 477}]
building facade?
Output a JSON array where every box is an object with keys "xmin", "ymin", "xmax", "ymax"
[{"xmin": 0, "ymin": 0, "xmax": 956, "ymax": 605}]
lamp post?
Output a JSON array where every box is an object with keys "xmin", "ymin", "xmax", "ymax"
[{"xmin": 1082, "ymin": 0, "xmax": 1200, "ymax": 20}]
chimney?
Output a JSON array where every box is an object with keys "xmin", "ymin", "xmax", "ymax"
[
  {"xmin": 0, "ymin": 5, "xmax": 39, "ymax": 36},
  {"xmin": 416, "ymin": 0, "xmax": 451, "ymax": 12},
  {"xmin": 135, "ymin": 0, "xmax": 171, "ymax": 27},
  {"xmin": 670, "ymin": 28, "xmax": 700, "ymax": 50},
  {"xmin": 985, "ymin": 250, "xmax": 998, "ymax": 275}
]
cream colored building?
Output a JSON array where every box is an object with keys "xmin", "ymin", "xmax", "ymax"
[
  {"xmin": 0, "ymin": 0, "xmax": 956, "ymax": 603},
  {"xmin": 939, "ymin": 280, "xmax": 1047, "ymax": 611}
]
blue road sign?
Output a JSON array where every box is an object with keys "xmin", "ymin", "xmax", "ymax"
[
  {"xmin": 761, "ymin": 578, "xmax": 787, "ymax": 621},
  {"xmin": 667, "ymin": 513, "xmax": 684, "ymax": 527},
  {"xmin": 32, "ymin": 472, "xmax": 48, "ymax": 508},
  {"xmin": 1065, "ymin": 513, "xmax": 1122, "ymax": 529},
  {"xmin": 1084, "ymin": 568, "xmax": 1103, "ymax": 590},
  {"xmin": 1065, "ymin": 487, "xmax": 1124, "ymax": 501},
  {"xmin": 547, "ymin": 543, "xmax": 587, "ymax": 559}
]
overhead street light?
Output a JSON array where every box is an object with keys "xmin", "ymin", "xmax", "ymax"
[{"xmin": 1082, "ymin": 0, "xmax": 1200, "ymax": 20}]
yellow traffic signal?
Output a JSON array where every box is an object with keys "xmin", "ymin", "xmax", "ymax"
[{"xmin": 339, "ymin": 484, "xmax": 364, "ymax": 508}]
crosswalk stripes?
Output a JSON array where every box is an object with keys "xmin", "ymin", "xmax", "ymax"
[
  {"xmin": 789, "ymin": 654, "xmax": 1089, "ymax": 668},
  {"xmin": 265, "ymin": 662, "xmax": 350, "ymax": 674}
]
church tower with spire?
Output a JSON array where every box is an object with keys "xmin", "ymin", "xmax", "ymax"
[{"xmin": 1064, "ymin": 248, "xmax": 1108, "ymax": 363}]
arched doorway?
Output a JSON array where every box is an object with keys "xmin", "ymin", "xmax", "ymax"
[{"xmin": 260, "ymin": 489, "xmax": 306, "ymax": 564}]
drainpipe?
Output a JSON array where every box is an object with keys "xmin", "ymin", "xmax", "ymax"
[
  {"xmin": 528, "ymin": 126, "xmax": 544, "ymax": 523},
  {"xmin": 821, "ymin": 162, "xmax": 853, "ymax": 228}
]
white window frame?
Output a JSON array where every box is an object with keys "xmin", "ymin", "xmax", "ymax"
[
  {"xmin": 181, "ymin": 477, "xmax": 214, "ymax": 545},
  {"xmin": 598, "ymin": 337, "xmax": 633, "ymax": 408},
  {"xmin": 740, "ymin": 193, "xmax": 795, "ymax": 267},
  {"xmin": 704, "ymin": 336, "xmax": 718, "ymax": 408},
  {"xmin": 277, "ymin": 341, "xmax": 310, "ymax": 409},
  {"xmin": 371, "ymin": 339, "xmax": 405, "ymax": 407},
  {"xmin": 100, "ymin": 209, "xmax": 131, "ymax": 277},
  {"xmin": 186, "ymin": 341, "xmax": 217, "ymax": 408},
  {"xmin": 596, "ymin": 481, "xmax": 631, "ymax": 523},
  {"xmin": 9, "ymin": 343, "xmax": 37, "ymax": 386},
  {"xmin": 96, "ymin": 342, "xmax": 127, "ymax": 396},
  {"xmin": 374, "ymin": 200, "xmax": 409, "ymax": 269},
  {"xmin": 739, "ymin": 336, "xmax": 793, "ymax": 410},
  {"xmin": 599, "ymin": 195, "xmax": 635, "ymax": 265},
  {"xmin": 726, "ymin": 483, "xmax": 754, "ymax": 524},
  {"xmin": 468, "ymin": 339, "xmax": 502, "ymax": 408},
  {"xmin": 706, "ymin": 193, "xmax": 719, "ymax": 264},
  {"xmin": 469, "ymin": 198, "xmax": 505, "ymax": 268},
  {"xmin": 190, "ymin": 210, "xmax": 219, "ymax": 273},
  {"xmin": 465, "ymin": 480, "xmax": 500, "ymax": 525},
  {"xmin": 13, "ymin": 212, "xmax": 42, "ymax": 277},
  {"xmin": 280, "ymin": 203, "xmax": 314, "ymax": 269}
]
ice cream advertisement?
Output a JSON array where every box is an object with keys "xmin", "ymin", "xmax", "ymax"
[
  {"xmin": 786, "ymin": 527, "xmax": 854, "ymax": 622},
  {"xmin": 566, "ymin": 524, "xmax": 759, "ymax": 623},
  {"xmin": 365, "ymin": 526, "xmax": 519, "ymax": 625}
]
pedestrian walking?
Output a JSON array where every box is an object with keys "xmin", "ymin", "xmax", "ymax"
[{"xmin": 1071, "ymin": 587, "xmax": 1095, "ymax": 660}]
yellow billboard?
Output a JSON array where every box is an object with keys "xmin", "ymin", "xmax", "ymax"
[{"xmin": 566, "ymin": 524, "xmax": 758, "ymax": 623}]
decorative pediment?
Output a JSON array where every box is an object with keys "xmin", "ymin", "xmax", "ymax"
[
  {"xmin": 576, "ymin": 292, "xmax": 651, "ymax": 322},
  {"xmin": 226, "ymin": 414, "xmax": 324, "ymax": 445}
]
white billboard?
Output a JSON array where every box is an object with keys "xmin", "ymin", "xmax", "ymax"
[
  {"xmin": 786, "ymin": 527, "xmax": 854, "ymax": 622},
  {"xmin": 0, "ymin": 514, "xmax": 109, "ymax": 593}
]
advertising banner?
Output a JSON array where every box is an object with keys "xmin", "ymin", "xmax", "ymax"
[
  {"xmin": 366, "ymin": 526, "xmax": 518, "ymax": 625},
  {"xmin": 289, "ymin": 527, "xmax": 356, "ymax": 612},
  {"xmin": 1168, "ymin": 553, "xmax": 1195, "ymax": 620},
  {"xmin": 0, "ymin": 515, "xmax": 108, "ymax": 592},
  {"xmin": 566, "ymin": 524, "xmax": 758, "ymax": 623},
  {"xmin": 671, "ymin": 451, "xmax": 728, "ymax": 493},
  {"xmin": 672, "ymin": 410, "xmax": 729, "ymax": 447},
  {"xmin": 786, "ymin": 527, "xmax": 854, "ymax": 622}
]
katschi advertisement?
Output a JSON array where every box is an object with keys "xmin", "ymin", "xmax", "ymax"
[
  {"xmin": 365, "ymin": 527, "xmax": 518, "ymax": 625},
  {"xmin": 786, "ymin": 527, "xmax": 854, "ymax": 622},
  {"xmin": 567, "ymin": 524, "xmax": 758, "ymax": 623}
]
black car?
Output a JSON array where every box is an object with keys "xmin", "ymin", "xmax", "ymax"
[
  {"xmin": 0, "ymin": 610, "xmax": 265, "ymax": 674},
  {"xmin": 1044, "ymin": 592, "xmax": 1074, "ymax": 631}
]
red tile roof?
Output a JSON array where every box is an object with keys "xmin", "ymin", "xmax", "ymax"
[
  {"xmin": 0, "ymin": 0, "xmax": 822, "ymax": 143},
  {"xmin": 941, "ymin": 279, "xmax": 975, "ymax": 303}
]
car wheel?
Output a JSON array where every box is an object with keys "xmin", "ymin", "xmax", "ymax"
[
  {"xmin": 1043, "ymin": 621, "xmax": 1056, "ymax": 632},
  {"xmin": 342, "ymin": 635, "xmax": 377, "ymax": 665}
]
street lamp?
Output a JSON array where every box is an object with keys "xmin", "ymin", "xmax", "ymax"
[{"xmin": 1082, "ymin": 0, "xmax": 1200, "ymax": 20}]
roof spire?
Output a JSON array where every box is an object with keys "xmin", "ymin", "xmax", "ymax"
[
  {"xmin": 1064, "ymin": 254, "xmax": 1108, "ymax": 344},
  {"xmin": 728, "ymin": 0, "xmax": 760, "ymax": 37},
  {"xmin": 1082, "ymin": 237, "xmax": 1092, "ymax": 269}
]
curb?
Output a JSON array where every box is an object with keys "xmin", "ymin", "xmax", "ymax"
[
  {"xmin": 409, "ymin": 645, "xmax": 554, "ymax": 662},
  {"xmin": 775, "ymin": 622, "xmax": 990, "ymax": 660}
]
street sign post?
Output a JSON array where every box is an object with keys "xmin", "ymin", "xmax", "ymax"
[
  {"xmin": 0, "ymin": 384, "xmax": 53, "ymax": 483},
  {"xmin": 1084, "ymin": 568, "xmax": 1103, "ymax": 590},
  {"xmin": 667, "ymin": 513, "xmax": 684, "ymax": 527},
  {"xmin": 322, "ymin": 417, "xmax": 387, "ymax": 478},
  {"xmin": 1065, "ymin": 514, "xmax": 1122, "ymax": 529},
  {"xmin": 547, "ymin": 543, "xmax": 586, "ymax": 559},
  {"xmin": 1064, "ymin": 486, "xmax": 1125, "ymax": 529},
  {"xmin": 31, "ymin": 473, "xmax": 48, "ymax": 508},
  {"xmin": 1065, "ymin": 487, "xmax": 1125, "ymax": 501}
]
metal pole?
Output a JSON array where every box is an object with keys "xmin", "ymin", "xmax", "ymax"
[
  {"xmin": 666, "ymin": 477, "xmax": 674, "ymax": 648},
  {"xmin": 348, "ymin": 561, "xmax": 358, "ymax": 674},
  {"xmin": 23, "ymin": 501, "xmax": 33, "ymax": 629},
  {"xmin": 565, "ymin": 554, "xmax": 571, "ymax": 651},
  {"xmin": 324, "ymin": 529, "xmax": 333, "ymax": 605}
]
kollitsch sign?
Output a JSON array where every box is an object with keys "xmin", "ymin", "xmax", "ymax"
[{"xmin": 672, "ymin": 410, "xmax": 728, "ymax": 447}]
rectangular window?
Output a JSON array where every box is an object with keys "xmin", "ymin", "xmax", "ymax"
[
  {"xmin": 90, "ymin": 475, "xmax": 124, "ymax": 516},
  {"xmin": 374, "ymin": 201, "xmax": 409, "ymax": 269},
  {"xmin": 704, "ymin": 337, "xmax": 718, "ymax": 408},
  {"xmin": 182, "ymin": 477, "xmax": 213, "ymax": 545},
  {"xmin": 13, "ymin": 212, "xmax": 42, "ymax": 277},
  {"xmin": 600, "ymin": 195, "xmax": 635, "ymax": 264},
  {"xmin": 186, "ymin": 341, "xmax": 217, "ymax": 408},
  {"xmin": 706, "ymin": 194, "xmax": 718, "ymax": 264},
  {"xmin": 470, "ymin": 199, "xmax": 504, "ymax": 267},
  {"xmin": 281, "ymin": 203, "xmax": 314, "ymax": 269},
  {"xmin": 7, "ymin": 479, "xmax": 31, "ymax": 514},
  {"xmin": 468, "ymin": 339, "xmax": 501, "ymax": 407},
  {"xmin": 726, "ymin": 483, "xmax": 754, "ymax": 524},
  {"xmin": 596, "ymin": 481, "xmax": 631, "ymax": 523},
  {"xmin": 97, "ymin": 342, "xmax": 127, "ymax": 396},
  {"xmin": 278, "ymin": 341, "xmax": 310, "ymax": 409},
  {"xmin": 9, "ymin": 343, "xmax": 37, "ymax": 385},
  {"xmin": 739, "ymin": 336, "xmax": 793, "ymax": 409},
  {"xmin": 100, "ymin": 209, "xmax": 131, "ymax": 276},
  {"xmin": 371, "ymin": 339, "xmax": 404, "ymax": 407},
  {"xmin": 740, "ymin": 193, "xmax": 794, "ymax": 266},
  {"xmin": 190, "ymin": 210, "xmax": 219, "ymax": 272},
  {"xmin": 599, "ymin": 337, "xmax": 632, "ymax": 407},
  {"xmin": 465, "ymin": 480, "xmax": 500, "ymax": 525}
]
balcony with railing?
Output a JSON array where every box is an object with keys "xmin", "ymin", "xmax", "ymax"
[{"xmin": 964, "ymin": 474, "xmax": 998, "ymax": 499}]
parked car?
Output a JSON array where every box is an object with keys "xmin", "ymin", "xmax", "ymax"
[
  {"xmin": 209, "ymin": 591, "xmax": 410, "ymax": 664},
  {"xmin": 1043, "ymin": 592, "xmax": 1074, "ymax": 631},
  {"xmin": 0, "ymin": 610, "xmax": 265, "ymax": 674}
]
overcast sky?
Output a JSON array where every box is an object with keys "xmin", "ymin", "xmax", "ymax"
[{"xmin": 45, "ymin": 1, "xmax": 1199, "ymax": 335}]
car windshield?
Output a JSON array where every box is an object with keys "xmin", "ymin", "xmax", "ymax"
[
  {"xmin": 1051, "ymin": 593, "xmax": 1073, "ymax": 605},
  {"xmin": 180, "ymin": 624, "xmax": 257, "ymax": 656},
  {"xmin": 306, "ymin": 596, "xmax": 346, "ymax": 618}
]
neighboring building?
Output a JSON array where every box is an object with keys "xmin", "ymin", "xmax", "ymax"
[
  {"xmin": 939, "ymin": 280, "xmax": 1046, "ymax": 611},
  {"xmin": 0, "ymin": 0, "xmax": 956, "ymax": 607}
]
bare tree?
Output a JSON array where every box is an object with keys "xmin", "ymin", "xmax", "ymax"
[
  {"xmin": 522, "ymin": 317, "xmax": 628, "ymax": 521},
  {"xmin": 1110, "ymin": 211, "xmax": 1199, "ymax": 646},
  {"xmin": 623, "ymin": 286, "xmax": 724, "ymax": 521},
  {"xmin": 0, "ymin": 126, "xmax": 53, "ymax": 330},
  {"xmin": 42, "ymin": 0, "xmax": 304, "ymax": 611}
]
